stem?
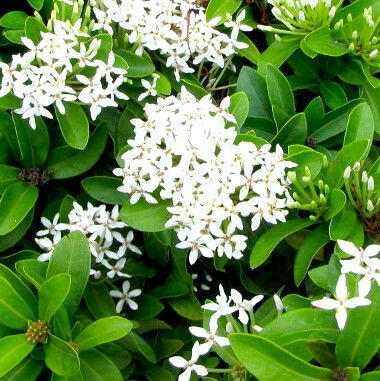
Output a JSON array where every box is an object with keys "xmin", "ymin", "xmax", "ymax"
[
  {"xmin": 209, "ymin": 56, "xmax": 233, "ymax": 91},
  {"xmin": 210, "ymin": 83, "xmax": 237, "ymax": 92},
  {"xmin": 206, "ymin": 368, "xmax": 234, "ymax": 374}
]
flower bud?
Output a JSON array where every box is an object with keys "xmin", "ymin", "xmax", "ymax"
[
  {"xmin": 349, "ymin": 43, "xmax": 355, "ymax": 51},
  {"xmin": 369, "ymin": 49, "xmax": 378, "ymax": 59},
  {"xmin": 367, "ymin": 200, "xmax": 374, "ymax": 212},
  {"xmin": 352, "ymin": 30, "xmax": 358, "ymax": 39},
  {"xmin": 362, "ymin": 171, "xmax": 368, "ymax": 183},
  {"xmin": 353, "ymin": 162, "xmax": 361, "ymax": 172},
  {"xmin": 347, "ymin": 13, "xmax": 352, "ymax": 22},
  {"xmin": 323, "ymin": 155, "xmax": 328, "ymax": 169},
  {"xmin": 301, "ymin": 176, "xmax": 310, "ymax": 183},
  {"xmin": 287, "ymin": 171, "xmax": 297, "ymax": 182},
  {"xmin": 309, "ymin": 215, "xmax": 318, "ymax": 221},
  {"xmin": 226, "ymin": 322, "xmax": 234, "ymax": 333},
  {"xmin": 343, "ymin": 166, "xmax": 351, "ymax": 179},
  {"xmin": 367, "ymin": 176, "xmax": 374, "ymax": 191},
  {"xmin": 274, "ymin": 34, "xmax": 282, "ymax": 42}
]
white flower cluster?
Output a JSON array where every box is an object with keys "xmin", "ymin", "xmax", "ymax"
[
  {"xmin": 259, "ymin": 0, "xmax": 341, "ymax": 35},
  {"xmin": 169, "ymin": 285, "xmax": 272, "ymax": 381},
  {"xmin": 91, "ymin": 0, "xmax": 252, "ymax": 80},
  {"xmin": 35, "ymin": 201, "xmax": 142, "ymax": 282},
  {"xmin": 114, "ymin": 87, "xmax": 296, "ymax": 265},
  {"xmin": 0, "ymin": 18, "xmax": 128, "ymax": 128},
  {"xmin": 312, "ymin": 241, "xmax": 379, "ymax": 330}
]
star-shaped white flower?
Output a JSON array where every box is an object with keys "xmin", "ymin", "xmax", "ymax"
[
  {"xmin": 110, "ymin": 280, "xmax": 142, "ymax": 313},
  {"xmin": 311, "ymin": 274, "xmax": 371, "ymax": 330}
]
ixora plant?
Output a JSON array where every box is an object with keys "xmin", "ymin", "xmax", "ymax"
[{"xmin": 0, "ymin": 0, "xmax": 379, "ymax": 380}]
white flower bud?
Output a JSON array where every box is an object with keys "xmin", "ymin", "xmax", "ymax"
[
  {"xmin": 349, "ymin": 43, "xmax": 355, "ymax": 52},
  {"xmin": 369, "ymin": 49, "xmax": 378, "ymax": 59},
  {"xmin": 353, "ymin": 162, "xmax": 361, "ymax": 172},
  {"xmin": 347, "ymin": 13, "xmax": 352, "ymax": 22},
  {"xmin": 367, "ymin": 176, "xmax": 374, "ymax": 191},
  {"xmin": 226, "ymin": 322, "xmax": 234, "ymax": 333},
  {"xmin": 352, "ymin": 30, "xmax": 358, "ymax": 39},
  {"xmin": 367, "ymin": 200, "xmax": 374, "ymax": 212},
  {"xmin": 362, "ymin": 171, "xmax": 368, "ymax": 183},
  {"xmin": 343, "ymin": 166, "xmax": 351, "ymax": 179}
]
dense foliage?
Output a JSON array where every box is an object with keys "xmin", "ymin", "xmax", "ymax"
[{"xmin": 0, "ymin": 0, "xmax": 379, "ymax": 380}]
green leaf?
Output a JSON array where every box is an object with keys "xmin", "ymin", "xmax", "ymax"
[
  {"xmin": 79, "ymin": 349, "xmax": 122, "ymax": 381},
  {"xmin": 206, "ymin": 0, "xmax": 241, "ymax": 25},
  {"xmin": 155, "ymin": 72, "xmax": 171, "ymax": 95},
  {"xmin": 304, "ymin": 27, "xmax": 349, "ymax": 57},
  {"xmin": 250, "ymin": 218, "xmax": 314, "ymax": 269},
  {"xmin": 259, "ymin": 308, "xmax": 339, "ymax": 345},
  {"xmin": 327, "ymin": 140, "xmax": 370, "ymax": 188},
  {"xmin": 133, "ymin": 295, "xmax": 164, "ymax": 320},
  {"xmin": 329, "ymin": 203, "xmax": 358, "ymax": 241},
  {"xmin": 12, "ymin": 113, "xmax": 49, "ymax": 168},
  {"xmin": 337, "ymin": 59, "xmax": 366, "ymax": 86},
  {"xmin": 282, "ymin": 294, "xmax": 311, "ymax": 311},
  {"xmin": 230, "ymin": 334, "xmax": 332, "ymax": 381},
  {"xmin": 228, "ymin": 92, "xmax": 249, "ymax": 128},
  {"xmin": 237, "ymin": 66, "xmax": 272, "ymax": 119},
  {"xmin": 271, "ymin": 113, "xmax": 307, "ymax": 147},
  {"xmin": 24, "ymin": 16, "xmax": 48, "ymax": 43},
  {"xmin": 335, "ymin": 289, "xmax": 380, "ymax": 370},
  {"xmin": 3, "ymin": 30, "xmax": 24, "ymax": 45},
  {"xmin": 237, "ymin": 32, "xmax": 260, "ymax": 65},
  {"xmin": 266, "ymin": 64, "xmax": 295, "ymax": 127},
  {"xmin": 116, "ymin": 50, "xmax": 154, "ymax": 77},
  {"xmin": 120, "ymin": 331, "xmax": 157, "ymax": 363},
  {"xmin": 308, "ymin": 265, "xmax": 330, "ymax": 291},
  {"xmin": 324, "ymin": 188, "xmax": 346, "ymax": 221},
  {"xmin": 0, "ymin": 110, "xmax": 20, "ymax": 159},
  {"xmin": 81, "ymin": 177, "xmax": 129, "ymax": 205},
  {"xmin": 44, "ymin": 334, "xmax": 80, "ymax": 377},
  {"xmin": 0, "ymin": 209, "xmax": 33, "ymax": 253},
  {"xmin": 320, "ymin": 81, "xmax": 347, "ymax": 109},
  {"xmin": 0, "ymin": 335, "xmax": 35, "ymax": 377},
  {"xmin": 27, "ymin": 0, "xmax": 44, "ymax": 10},
  {"xmin": 294, "ymin": 224, "xmax": 330, "ymax": 286},
  {"xmin": 84, "ymin": 282, "xmax": 115, "ymax": 320},
  {"xmin": 47, "ymin": 231, "xmax": 91, "ymax": 317},
  {"xmin": 39, "ymin": 274, "xmax": 71, "ymax": 323},
  {"xmin": 120, "ymin": 198, "xmax": 171, "ymax": 233},
  {"xmin": 360, "ymin": 371, "xmax": 380, "ymax": 381},
  {"xmin": 343, "ymin": 102, "xmax": 374, "ymax": 146},
  {"xmin": 0, "ymin": 275, "xmax": 36, "ymax": 330},
  {"xmin": 0, "ymin": 357, "xmax": 42, "ymax": 381},
  {"xmin": 286, "ymin": 150, "xmax": 324, "ymax": 180},
  {"xmin": 15, "ymin": 259, "xmax": 47, "ymax": 289},
  {"xmin": 75, "ymin": 317, "xmax": 133, "ymax": 351},
  {"xmin": 259, "ymin": 38, "xmax": 301, "ymax": 68},
  {"xmin": 0, "ymin": 182, "xmax": 38, "ymax": 236},
  {"xmin": 46, "ymin": 124, "xmax": 107, "ymax": 179},
  {"xmin": 0, "ymin": 164, "xmax": 21, "ymax": 194},
  {"xmin": 55, "ymin": 103, "xmax": 89, "ymax": 150},
  {"xmin": 0, "ymin": 264, "xmax": 37, "ymax": 317},
  {"xmin": 362, "ymin": 84, "xmax": 380, "ymax": 135},
  {"xmin": 0, "ymin": 12, "xmax": 28, "ymax": 29}
]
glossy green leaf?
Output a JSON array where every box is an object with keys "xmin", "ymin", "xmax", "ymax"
[
  {"xmin": 294, "ymin": 224, "xmax": 330, "ymax": 286},
  {"xmin": 84, "ymin": 282, "xmax": 115, "ymax": 320},
  {"xmin": 120, "ymin": 198, "xmax": 171, "ymax": 232},
  {"xmin": 228, "ymin": 92, "xmax": 249, "ymax": 128},
  {"xmin": 12, "ymin": 113, "xmax": 49, "ymax": 168},
  {"xmin": 81, "ymin": 176, "xmax": 129, "ymax": 205},
  {"xmin": 271, "ymin": 113, "xmax": 307, "ymax": 147},
  {"xmin": 0, "ymin": 276, "xmax": 36, "ymax": 330},
  {"xmin": 39, "ymin": 274, "xmax": 71, "ymax": 323},
  {"xmin": 259, "ymin": 308, "xmax": 339, "ymax": 345},
  {"xmin": 55, "ymin": 103, "xmax": 89, "ymax": 150},
  {"xmin": 75, "ymin": 317, "xmax": 133, "ymax": 351},
  {"xmin": 47, "ymin": 231, "xmax": 91, "ymax": 317},
  {"xmin": 344, "ymin": 102, "xmax": 374, "ymax": 146},
  {"xmin": 324, "ymin": 189, "xmax": 346, "ymax": 221},
  {"xmin": 27, "ymin": 0, "xmax": 44, "ymax": 10},
  {"xmin": 79, "ymin": 349, "xmax": 122, "ymax": 381},
  {"xmin": 0, "ymin": 164, "xmax": 21, "ymax": 194},
  {"xmin": 362, "ymin": 84, "xmax": 380, "ymax": 135},
  {"xmin": 0, "ymin": 182, "xmax": 38, "ymax": 236},
  {"xmin": 329, "ymin": 203, "xmax": 358, "ymax": 241},
  {"xmin": 120, "ymin": 331, "xmax": 157, "ymax": 363},
  {"xmin": 259, "ymin": 38, "xmax": 301, "ymax": 68},
  {"xmin": 24, "ymin": 16, "xmax": 48, "ymax": 43},
  {"xmin": 15, "ymin": 259, "xmax": 47, "ymax": 289},
  {"xmin": 335, "ymin": 289, "xmax": 380, "ymax": 370},
  {"xmin": 250, "ymin": 218, "xmax": 314, "ymax": 269},
  {"xmin": 0, "ymin": 357, "xmax": 42, "ymax": 381},
  {"xmin": 46, "ymin": 124, "xmax": 107, "ymax": 179},
  {"xmin": 206, "ymin": 0, "xmax": 241, "ymax": 25},
  {"xmin": 360, "ymin": 371, "xmax": 380, "ymax": 381},
  {"xmin": 266, "ymin": 64, "xmax": 295, "ymax": 127},
  {"xmin": 320, "ymin": 81, "xmax": 347, "ymax": 109},
  {"xmin": 286, "ymin": 149, "xmax": 324, "ymax": 179},
  {"xmin": 237, "ymin": 32, "xmax": 260, "ymax": 65},
  {"xmin": 0, "ymin": 335, "xmax": 35, "ymax": 377},
  {"xmin": 44, "ymin": 334, "xmax": 80, "ymax": 377},
  {"xmin": 0, "ymin": 12, "xmax": 28, "ymax": 29},
  {"xmin": 237, "ymin": 66, "xmax": 272, "ymax": 119},
  {"xmin": 230, "ymin": 334, "xmax": 332, "ymax": 380},
  {"xmin": 116, "ymin": 50, "xmax": 154, "ymax": 77}
]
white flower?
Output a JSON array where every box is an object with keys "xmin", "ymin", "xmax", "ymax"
[
  {"xmin": 230, "ymin": 289, "xmax": 264, "ymax": 325},
  {"xmin": 138, "ymin": 74, "xmax": 159, "ymax": 101},
  {"xmin": 311, "ymin": 274, "xmax": 371, "ymax": 330},
  {"xmin": 189, "ymin": 316, "xmax": 229, "ymax": 353},
  {"xmin": 114, "ymin": 230, "xmax": 142, "ymax": 257},
  {"xmin": 110, "ymin": 280, "xmax": 142, "ymax": 313},
  {"xmin": 169, "ymin": 341, "xmax": 208, "ymax": 381},
  {"xmin": 36, "ymin": 213, "xmax": 61, "ymax": 237},
  {"xmin": 224, "ymin": 10, "xmax": 253, "ymax": 41},
  {"xmin": 102, "ymin": 258, "xmax": 131, "ymax": 279}
]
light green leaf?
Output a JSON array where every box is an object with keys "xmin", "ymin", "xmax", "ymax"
[
  {"xmin": 27, "ymin": 0, "xmax": 44, "ymax": 10},
  {"xmin": 0, "ymin": 335, "xmax": 35, "ymax": 377},
  {"xmin": 0, "ymin": 357, "xmax": 42, "ymax": 381},
  {"xmin": 259, "ymin": 38, "xmax": 301, "ymax": 68},
  {"xmin": 75, "ymin": 317, "xmax": 133, "ymax": 351},
  {"xmin": 237, "ymin": 32, "xmax": 260, "ymax": 65},
  {"xmin": 0, "ymin": 182, "xmax": 38, "ymax": 236},
  {"xmin": 0, "ymin": 12, "xmax": 28, "ymax": 30},
  {"xmin": 206, "ymin": 0, "xmax": 241, "ymax": 25},
  {"xmin": 228, "ymin": 92, "xmax": 249, "ymax": 128},
  {"xmin": 55, "ymin": 103, "xmax": 89, "ymax": 150},
  {"xmin": 15, "ymin": 259, "xmax": 47, "ymax": 289},
  {"xmin": 39, "ymin": 274, "xmax": 71, "ymax": 323},
  {"xmin": 230, "ymin": 334, "xmax": 332, "ymax": 380},
  {"xmin": 120, "ymin": 198, "xmax": 171, "ymax": 232},
  {"xmin": 344, "ymin": 102, "xmax": 374, "ymax": 146},
  {"xmin": 47, "ymin": 232, "xmax": 91, "ymax": 317},
  {"xmin": 250, "ymin": 218, "xmax": 315, "ymax": 269},
  {"xmin": 329, "ymin": 203, "xmax": 358, "ymax": 241},
  {"xmin": 324, "ymin": 189, "xmax": 346, "ymax": 221},
  {"xmin": 116, "ymin": 50, "xmax": 154, "ymax": 77},
  {"xmin": 259, "ymin": 308, "xmax": 339, "ymax": 345},
  {"xmin": 44, "ymin": 335, "xmax": 80, "ymax": 377}
]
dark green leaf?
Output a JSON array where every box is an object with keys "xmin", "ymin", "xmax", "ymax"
[
  {"xmin": 271, "ymin": 113, "xmax": 307, "ymax": 147},
  {"xmin": 84, "ymin": 282, "xmax": 115, "ymax": 320},
  {"xmin": 116, "ymin": 50, "xmax": 154, "ymax": 77},
  {"xmin": 320, "ymin": 81, "xmax": 347, "ymax": 109}
]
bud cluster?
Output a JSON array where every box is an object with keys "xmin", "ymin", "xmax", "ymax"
[
  {"xmin": 286, "ymin": 166, "xmax": 330, "ymax": 221},
  {"xmin": 334, "ymin": 7, "xmax": 379, "ymax": 66},
  {"xmin": 343, "ymin": 162, "xmax": 379, "ymax": 219},
  {"xmin": 26, "ymin": 320, "xmax": 49, "ymax": 344}
]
